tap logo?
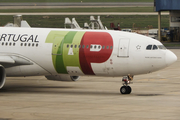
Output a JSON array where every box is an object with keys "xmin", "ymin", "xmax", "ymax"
[{"xmin": 46, "ymin": 31, "xmax": 113, "ymax": 75}]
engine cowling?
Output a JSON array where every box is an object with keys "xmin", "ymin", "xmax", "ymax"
[
  {"xmin": 0, "ymin": 65, "xmax": 6, "ymax": 89},
  {"xmin": 45, "ymin": 74, "xmax": 79, "ymax": 81}
]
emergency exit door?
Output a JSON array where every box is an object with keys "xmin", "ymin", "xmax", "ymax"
[
  {"xmin": 117, "ymin": 38, "xmax": 130, "ymax": 57},
  {"xmin": 52, "ymin": 35, "xmax": 64, "ymax": 55}
]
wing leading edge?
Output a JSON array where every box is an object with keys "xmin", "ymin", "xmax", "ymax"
[{"xmin": 0, "ymin": 55, "xmax": 33, "ymax": 68}]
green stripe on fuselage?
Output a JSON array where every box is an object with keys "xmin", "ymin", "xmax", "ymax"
[
  {"xmin": 46, "ymin": 31, "xmax": 69, "ymax": 70},
  {"xmin": 56, "ymin": 31, "xmax": 77, "ymax": 73},
  {"xmin": 45, "ymin": 31, "xmax": 85, "ymax": 74},
  {"xmin": 63, "ymin": 31, "xmax": 85, "ymax": 70},
  {"xmin": 46, "ymin": 31, "xmax": 69, "ymax": 73}
]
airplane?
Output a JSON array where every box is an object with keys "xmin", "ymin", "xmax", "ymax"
[{"xmin": 0, "ymin": 27, "xmax": 177, "ymax": 94}]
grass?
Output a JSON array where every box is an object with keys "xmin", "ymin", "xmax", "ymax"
[
  {"xmin": 0, "ymin": 15, "xmax": 169, "ymax": 29},
  {"xmin": 0, "ymin": 2, "xmax": 167, "ymax": 30},
  {"xmin": 0, "ymin": 0, "xmax": 153, "ymax": 3},
  {"xmin": 0, "ymin": 7, "xmax": 154, "ymax": 13},
  {"xmin": 163, "ymin": 43, "xmax": 180, "ymax": 47}
]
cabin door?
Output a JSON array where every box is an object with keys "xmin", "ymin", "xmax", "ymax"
[
  {"xmin": 52, "ymin": 35, "xmax": 64, "ymax": 55},
  {"xmin": 117, "ymin": 38, "xmax": 130, "ymax": 57}
]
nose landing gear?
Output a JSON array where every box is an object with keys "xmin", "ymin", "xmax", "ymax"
[{"xmin": 120, "ymin": 75, "xmax": 133, "ymax": 94}]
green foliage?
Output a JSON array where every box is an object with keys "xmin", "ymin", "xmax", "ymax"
[
  {"xmin": 0, "ymin": 0, "xmax": 153, "ymax": 3},
  {"xmin": 0, "ymin": 15, "xmax": 169, "ymax": 29},
  {"xmin": 0, "ymin": 7, "xmax": 154, "ymax": 13}
]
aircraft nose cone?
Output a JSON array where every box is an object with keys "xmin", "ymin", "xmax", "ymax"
[{"xmin": 166, "ymin": 50, "xmax": 177, "ymax": 66}]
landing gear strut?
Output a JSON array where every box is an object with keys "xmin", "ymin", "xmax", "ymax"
[{"xmin": 120, "ymin": 75, "xmax": 133, "ymax": 94}]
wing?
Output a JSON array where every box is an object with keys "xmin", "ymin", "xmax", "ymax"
[{"xmin": 0, "ymin": 55, "xmax": 33, "ymax": 68}]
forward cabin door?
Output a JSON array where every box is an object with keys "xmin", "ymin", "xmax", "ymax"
[{"xmin": 117, "ymin": 38, "xmax": 130, "ymax": 57}]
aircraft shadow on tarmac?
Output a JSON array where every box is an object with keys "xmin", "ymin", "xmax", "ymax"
[
  {"xmin": 0, "ymin": 84, "xmax": 163, "ymax": 97},
  {"xmin": 1, "ymin": 85, "xmax": 120, "ymax": 96},
  {"xmin": 0, "ymin": 118, "xmax": 12, "ymax": 120}
]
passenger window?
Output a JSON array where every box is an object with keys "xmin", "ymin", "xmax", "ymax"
[
  {"xmin": 146, "ymin": 45, "xmax": 152, "ymax": 50},
  {"xmin": 86, "ymin": 45, "xmax": 89, "ymax": 48},
  {"xmin": 67, "ymin": 44, "xmax": 69, "ymax": 48},
  {"xmin": 82, "ymin": 45, "xmax": 85, "ymax": 48},
  {"xmin": 74, "ymin": 45, "xmax": 77, "ymax": 48},
  {"xmin": 79, "ymin": 45, "xmax": 81, "ymax": 48},
  {"xmin": 71, "ymin": 45, "xmax": 73, "ymax": 48},
  {"xmin": 98, "ymin": 45, "xmax": 101, "ymax": 49},
  {"xmin": 110, "ymin": 46, "xmax": 113, "ymax": 49},
  {"xmin": 106, "ymin": 46, "xmax": 109, "ymax": 49},
  {"xmin": 94, "ymin": 45, "xmax": 97, "ymax": 49},
  {"xmin": 102, "ymin": 46, "xmax": 105, "ymax": 49},
  {"xmin": 90, "ymin": 45, "xmax": 93, "ymax": 48},
  {"xmin": 153, "ymin": 45, "xmax": 158, "ymax": 50}
]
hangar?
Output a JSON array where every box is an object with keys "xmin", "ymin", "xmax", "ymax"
[{"xmin": 155, "ymin": 0, "xmax": 180, "ymax": 41}]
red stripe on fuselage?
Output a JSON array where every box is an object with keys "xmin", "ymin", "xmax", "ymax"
[{"xmin": 79, "ymin": 32, "xmax": 113, "ymax": 75}]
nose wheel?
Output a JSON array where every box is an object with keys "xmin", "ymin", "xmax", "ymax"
[
  {"xmin": 120, "ymin": 86, "xmax": 131, "ymax": 94},
  {"xmin": 120, "ymin": 75, "xmax": 133, "ymax": 94}
]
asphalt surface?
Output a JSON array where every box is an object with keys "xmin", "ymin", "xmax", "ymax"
[
  {"xmin": 0, "ymin": 2, "xmax": 153, "ymax": 7},
  {"xmin": 0, "ymin": 49, "xmax": 179, "ymax": 120}
]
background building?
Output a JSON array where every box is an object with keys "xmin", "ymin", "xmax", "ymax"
[{"xmin": 155, "ymin": 0, "xmax": 180, "ymax": 42}]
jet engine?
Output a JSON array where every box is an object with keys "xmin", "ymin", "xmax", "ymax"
[
  {"xmin": 0, "ymin": 65, "xmax": 6, "ymax": 89},
  {"xmin": 45, "ymin": 74, "xmax": 79, "ymax": 81}
]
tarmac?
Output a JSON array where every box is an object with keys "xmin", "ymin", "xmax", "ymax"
[{"xmin": 0, "ymin": 49, "xmax": 180, "ymax": 120}]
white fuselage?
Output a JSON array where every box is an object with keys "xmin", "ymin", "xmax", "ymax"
[{"xmin": 0, "ymin": 27, "xmax": 176, "ymax": 77}]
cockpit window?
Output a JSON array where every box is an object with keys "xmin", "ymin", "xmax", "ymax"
[
  {"xmin": 153, "ymin": 45, "xmax": 158, "ymax": 50},
  {"xmin": 158, "ymin": 45, "xmax": 166, "ymax": 50},
  {"xmin": 146, "ymin": 45, "xmax": 152, "ymax": 50},
  {"xmin": 146, "ymin": 45, "xmax": 159, "ymax": 50}
]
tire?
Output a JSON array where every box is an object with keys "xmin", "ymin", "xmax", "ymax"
[
  {"xmin": 120, "ymin": 86, "xmax": 127, "ymax": 94},
  {"xmin": 120, "ymin": 86, "xmax": 132, "ymax": 94},
  {"xmin": 127, "ymin": 86, "xmax": 132, "ymax": 94}
]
